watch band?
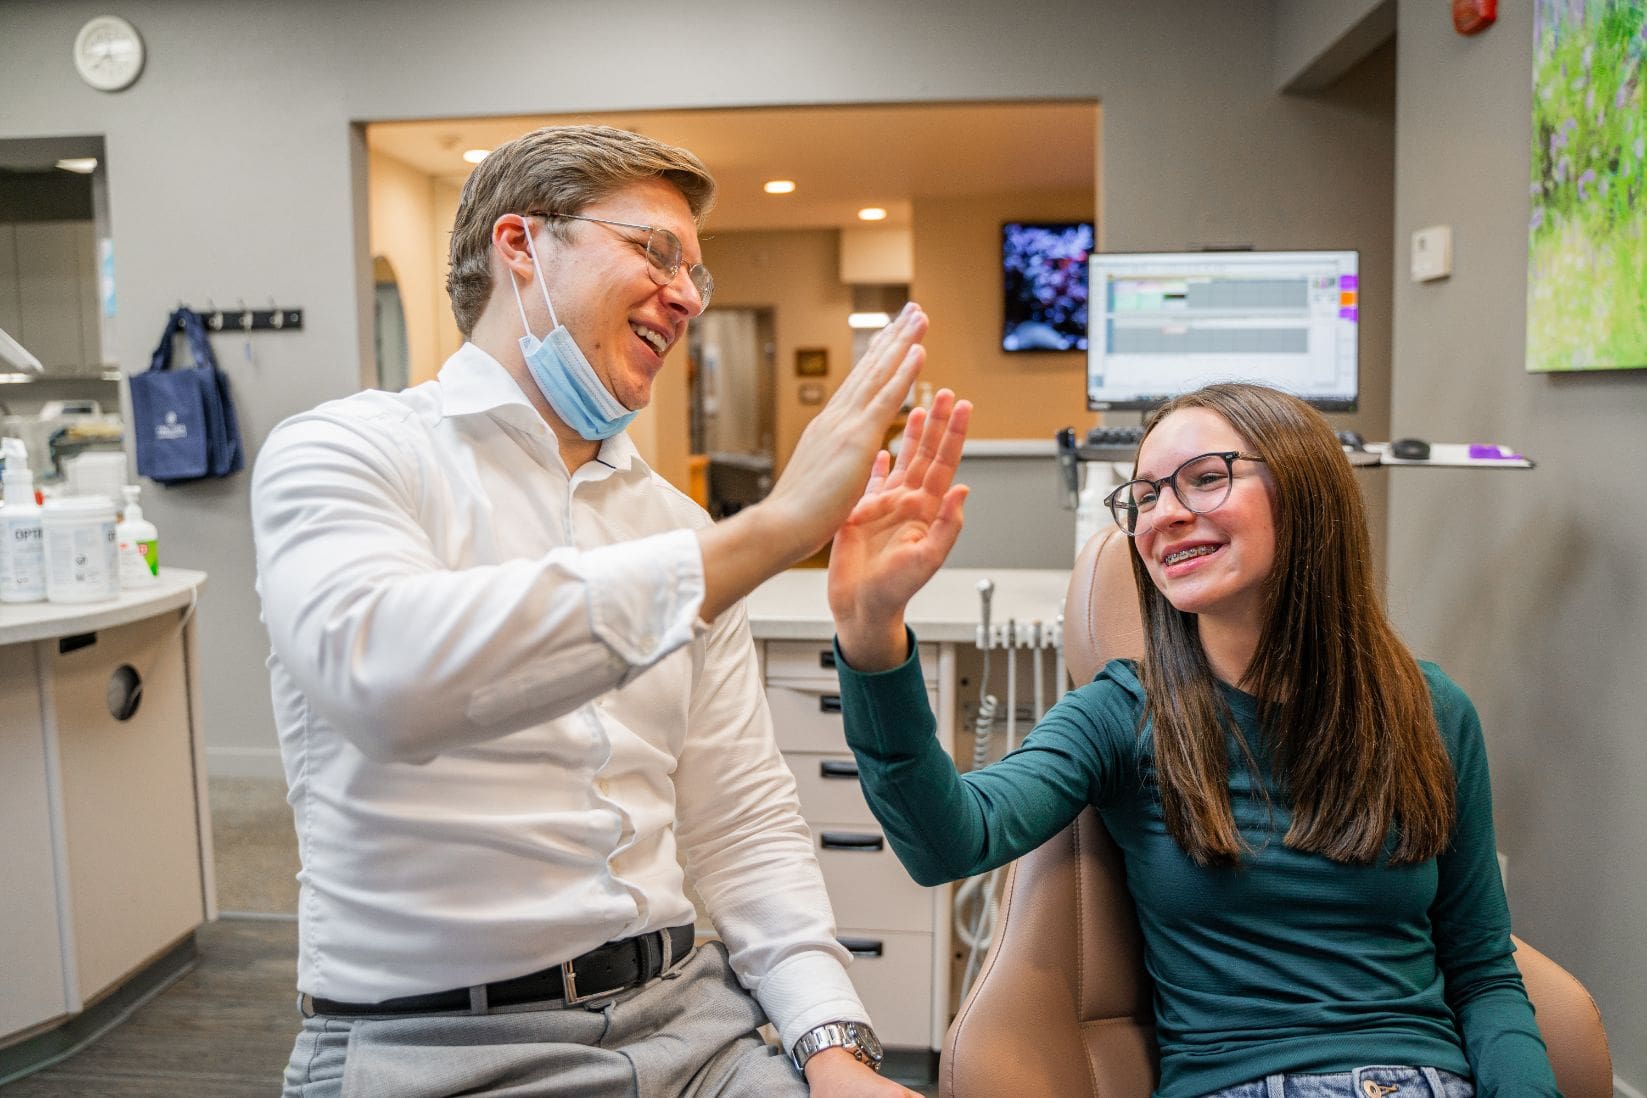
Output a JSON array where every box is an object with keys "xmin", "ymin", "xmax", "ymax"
[{"xmin": 789, "ymin": 1020, "xmax": 884, "ymax": 1073}]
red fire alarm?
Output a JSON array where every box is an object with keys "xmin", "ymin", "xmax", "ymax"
[{"xmin": 1453, "ymin": 0, "xmax": 1497, "ymax": 35}]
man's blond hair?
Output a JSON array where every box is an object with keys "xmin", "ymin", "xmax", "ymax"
[{"xmin": 446, "ymin": 124, "xmax": 715, "ymax": 336}]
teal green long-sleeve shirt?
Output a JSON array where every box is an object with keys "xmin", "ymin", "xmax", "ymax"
[{"xmin": 836, "ymin": 636, "xmax": 1557, "ymax": 1098}]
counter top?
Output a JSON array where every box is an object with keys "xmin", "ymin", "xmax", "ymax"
[
  {"xmin": 0, "ymin": 568, "xmax": 207, "ymax": 645},
  {"xmin": 747, "ymin": 566, "xmax": 1071, "ymax": 643}
]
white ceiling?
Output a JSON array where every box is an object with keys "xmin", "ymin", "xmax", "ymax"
[{"xmin": 367, "ymin": 101, "xmax": 1098, "ymax": 231}]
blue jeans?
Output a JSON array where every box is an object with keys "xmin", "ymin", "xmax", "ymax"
[{"xmin": 1203, "ymin": 1065, "xmax": 1474, "ymax": 1098}]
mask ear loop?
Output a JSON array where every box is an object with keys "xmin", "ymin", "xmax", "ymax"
[{"xmin": 508, "ymin": 215, "xmax": 562, "ymax": 335}]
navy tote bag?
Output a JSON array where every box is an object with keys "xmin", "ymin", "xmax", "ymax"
[{"xmin": 130, "ymin": 308, "xmax": 245, "ymax": 483}]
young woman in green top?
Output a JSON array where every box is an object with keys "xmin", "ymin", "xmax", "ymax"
[{"xmin": 826, "ymin": 383, "xmax": 1557, "ymax": 1097}]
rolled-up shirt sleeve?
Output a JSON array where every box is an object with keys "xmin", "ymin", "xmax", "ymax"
[{"xmin": 251, "ymin": 410, "xmax": 705, "ymax": 764}]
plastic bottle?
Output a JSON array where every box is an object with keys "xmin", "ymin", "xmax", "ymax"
[
  {"xmin": 1073, "ymin": 463, "xmax": 1113, "ymax": 559},
  {"xmin": 43, "ymin": 495, "xmax": 120, "ymax": 604},
  {"xmin": 1, "ymin": 438, "xmax": 46, "ymax": 603},
  {"xmin": 117, "ymin": 484, "xmax": 160, "ymax": 588}
]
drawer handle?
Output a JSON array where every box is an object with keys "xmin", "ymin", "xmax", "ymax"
[
  {"xmin": 818, "ymin": 649, "xmax": 837, "ymax": 670},
  {"xmin": 818, "ymin": 695, "xmax": 842, "ymax": 714},
  {"xmin": 819, "ymin": 760, "xmax": 859, "ymax": 780},
  {"xmin": 837, "ymin": 936, "xmax": 884, "ymax": 958},
  {"xmin": 59, "ymin": 632, "xmax": 98, "ymax": 654},
  {"xmin": 820, "ymin": 831, "xmax": 883, "ymax": 852}
]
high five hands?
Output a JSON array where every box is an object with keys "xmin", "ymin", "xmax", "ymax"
[{"xmin": 828, "ymin": 389, "xmax": 972, "ymax": 672}]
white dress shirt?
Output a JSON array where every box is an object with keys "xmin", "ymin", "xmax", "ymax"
[{"xmin": 251, "ymin": 343, "xmax": 866, "ymax": 1049}]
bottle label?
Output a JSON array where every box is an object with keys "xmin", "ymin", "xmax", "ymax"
[
  {"xmin": 1, "ymin": 516, "xmax": 47, "ymax": 600},
  {"xmin": 45, "ymin": 520, "xmax": 119, "ymax": 602},
  {"xmin": 119, "ymin": 537, "xmax": 160, "ymax": 586}
]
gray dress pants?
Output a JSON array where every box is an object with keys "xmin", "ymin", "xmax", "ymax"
[{"xmin": 283, "ymin": 942, "xmax": 809, "ymax": 1098}]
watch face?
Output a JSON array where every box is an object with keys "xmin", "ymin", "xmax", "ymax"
[
  {"xmin": 852, "ymin": 1022, "xmax": 885, "ymax": 1064},
  {"xmin": 75, "ymin": 16, "xmax": 145, "ymax": 92}
]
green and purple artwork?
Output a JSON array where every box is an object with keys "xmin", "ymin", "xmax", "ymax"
[{"xmin": 1527, "ymin": 0, "xmax": 1647, "ymax": 372}]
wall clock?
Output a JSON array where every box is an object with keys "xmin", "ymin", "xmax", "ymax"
[{"xmin": 74, "ymin": 16, "xmax": 145, "ymax": 92}]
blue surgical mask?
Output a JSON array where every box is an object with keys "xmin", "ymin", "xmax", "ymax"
[{"xmin": 510, "ymin": 225, "xmax": 638, "ymax": 441}]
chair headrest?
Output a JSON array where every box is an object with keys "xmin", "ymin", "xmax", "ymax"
[{"xmin": 1063, "ymin": 526, "xmax": 1146, "ymax": 686}]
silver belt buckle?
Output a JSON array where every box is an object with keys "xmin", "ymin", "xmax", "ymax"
[
  {"xmin": 561, "ymin": 929, "xmax": 669, "ymax": 1006},
  {"xmin": 559, "ymin": 957, "xmax": 600, "ymax": 1006}
]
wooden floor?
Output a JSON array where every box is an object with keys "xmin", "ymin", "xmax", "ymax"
[{"xmin": 3, "ymin": 918, "xmax": 299, "ymax": 1097}]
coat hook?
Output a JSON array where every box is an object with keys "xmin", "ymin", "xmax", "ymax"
[
  {"xmin": 238, "ymin": 299, "xmax": 253, "ymax": 331},
  {"xmin": 268, "ymin": 296, "xmax": 284, "ymax": 329},
  {"xmin": 205, "ymin": 298, "xmax": 224, "ymax": 331}
]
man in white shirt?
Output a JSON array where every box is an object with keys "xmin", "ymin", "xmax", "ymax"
[{"xmin": 253, "ymin": 125, "xmax": 935, "ymax": 1097}]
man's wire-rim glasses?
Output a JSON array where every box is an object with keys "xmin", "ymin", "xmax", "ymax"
[
  {"xmin": 528, "ymin": 210, "xmax": 713, "ymax": 313},
  {"xmin": 1104, "ymin": 450, "xmax": 1265, "ymax": 536}
]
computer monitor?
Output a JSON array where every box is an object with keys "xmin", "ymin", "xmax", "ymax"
[{"xmin": 1086, "ymin": 249, "xmax": 1359, "ymax": 412}]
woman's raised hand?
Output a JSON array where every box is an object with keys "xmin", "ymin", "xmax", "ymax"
[{"xmin": 828, "ymin": 389, "xmax": 972, "ymax": 671}]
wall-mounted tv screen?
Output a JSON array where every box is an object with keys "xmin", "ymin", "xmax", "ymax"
[{"xmin": 1002, "ymin": 220, "xmax": 1094, "ymax": 352}]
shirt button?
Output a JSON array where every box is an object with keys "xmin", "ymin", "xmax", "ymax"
[
  {"xmin": 642, "ymin": 635, "xmax": 657, "ymax": 650},
  {"xmin": 597, "ymin": 780, "xmax": 612, "ymax": 796}
]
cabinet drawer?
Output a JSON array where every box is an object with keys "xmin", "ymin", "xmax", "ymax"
[
  {"xmin": 764, "ymin": 639, "xmax": 937, "ymax": 685},
  {"xmin": 784, "ymin": 752, "xmax": 875, "ymax": 826},
  {"xmin": 769, "ymin": 682, "xmax": 939, "ymax": 755},
  {"xmin": 813, "ymin": 825, "xmax": 935, "ymax": 934},
  {"xmin": 836, "ymin": 928, "xmax": 934, "ymax": 1049}
]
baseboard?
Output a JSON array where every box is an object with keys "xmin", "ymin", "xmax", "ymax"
[
  {"xmin": 206, "ymin": 746, "xmax": 285, "ymax": 780},
  {"xmin": 1616, "ymin": 1074, "xmax": 1645, "ymax": 1098},
  {"xmin": 0, "ymin": 935, "xmax": 197, "ymax": 1086}
]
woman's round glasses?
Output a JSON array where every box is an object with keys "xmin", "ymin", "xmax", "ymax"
[
  {"xmin": 1103, "ymin": 450, "xmax": 1265, "ymax": 536},
  {"xmin": 530, "ymin": 211, "xmax": 714, "ymax": 314}
]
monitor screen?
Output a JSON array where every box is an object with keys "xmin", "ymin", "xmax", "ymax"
[
  {"xmin": 1086, "ymin": 250, "xmax": 1359, "ymax": 411},
  {"xmin": 1001, "ymin": 221, "xmax": 1094, "ymax": 352}
]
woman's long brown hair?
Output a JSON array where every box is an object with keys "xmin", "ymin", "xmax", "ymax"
[{"xmin": 1129, "ymin": 383, "xmax": 1455, "ymax": 865}]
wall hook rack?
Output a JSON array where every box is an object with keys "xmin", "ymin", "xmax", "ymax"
[{"xmin": 175, "ymin": 306, "xmax": 303, "ymax": 333}]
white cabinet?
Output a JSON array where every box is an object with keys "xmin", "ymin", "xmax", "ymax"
[
  {"xmin": 762, "ymin": 638, "xmax": 955, "ymax": 1058},
  {"xmin": 51, "ymin": 611, "xmax": 206, "ymax": 1000},
  {"xmin": 0, "ymin": 573, "xmax": 212, "ymax": 1057},
  {"xmin": 0, "ymin": 643, "xmax": 69, "ymax": 1039}
]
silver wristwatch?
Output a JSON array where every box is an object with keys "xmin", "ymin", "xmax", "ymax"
[{"xmin": 789, "ymin": 1020, "xmax": 884, "ymax": 1073}]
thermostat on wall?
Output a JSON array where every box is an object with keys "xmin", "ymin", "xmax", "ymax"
[{"xmin": 1410, "ymin": 225, "xmax": 1453, "ymax": 282}]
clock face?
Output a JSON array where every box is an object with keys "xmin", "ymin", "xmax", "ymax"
[{"xmin": 74, "ymin": 16, "xmax": 145, "ymax": 92}]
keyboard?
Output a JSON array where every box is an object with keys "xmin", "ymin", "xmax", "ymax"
[{"xmin": 1084, "ymin": 425, "xmax": 1146, "ymax": 449}]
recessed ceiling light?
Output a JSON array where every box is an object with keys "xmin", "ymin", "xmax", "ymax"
[
  {"xmin": 763, "ymin": 179, "xmax": 797, "ymax": 194},
  {"xmin": 848, "ymin": 311, "xmax": 893, "ymax": 329},
  {"xmin": 55, "ymin": 158, "xmax": 98, "ymax": 174},
  {"xmin": 857, "ymin": 207, "xmax": 888, "ymax": 222},
  {"xmin": 462, "ymin": 148, "xmax": 490, "ymax": 164}
]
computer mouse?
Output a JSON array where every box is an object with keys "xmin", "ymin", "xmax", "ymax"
[
  {"xmin": 1389, "ymin": 437, "xmax": 1431, "ymax": 461},
  {"xmin": 1337, "ymin": 430, "xmax": 1366, "ymax": 451}
]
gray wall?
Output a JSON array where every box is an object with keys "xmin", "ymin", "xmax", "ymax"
[
  {"xmin": 0, "ymin": 0, "xmax": 1396, "ymax": 775},
  {"xmin": 1, "ymin": 0, "xmax": 1634, "ymax": 1083},
  {"xmin": 1390, "ymin": 2, "xmax": 1645, "ymax": 1083}
]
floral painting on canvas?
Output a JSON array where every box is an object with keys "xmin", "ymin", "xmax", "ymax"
[{"xmin": 1527, "ymin": 0, "xmax": 1647, "ymax": 372}]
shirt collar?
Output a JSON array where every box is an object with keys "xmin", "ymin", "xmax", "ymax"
[{"xmin": 436, "ymin": 342, "xmax": 643, "ymax": 474}]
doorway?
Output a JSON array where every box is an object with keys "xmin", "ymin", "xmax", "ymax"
[{"xmin": 690, "ymin": 307, "xmax": 775, "ymax": 518}]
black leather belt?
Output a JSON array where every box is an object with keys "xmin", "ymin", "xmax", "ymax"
[{"xmin": 304, "ymin": 924, "xmax": 696, "ymax": 1016}]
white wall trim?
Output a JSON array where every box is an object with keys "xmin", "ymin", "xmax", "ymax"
[{"xmin": 1615, "ymin": 1075, "xmax": 1645, "ymax": 1098}]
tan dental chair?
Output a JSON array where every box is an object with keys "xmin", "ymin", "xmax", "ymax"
[{"xmin": 940, "ymin": 527, "xmax": 1613, "ymax": 1098}]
